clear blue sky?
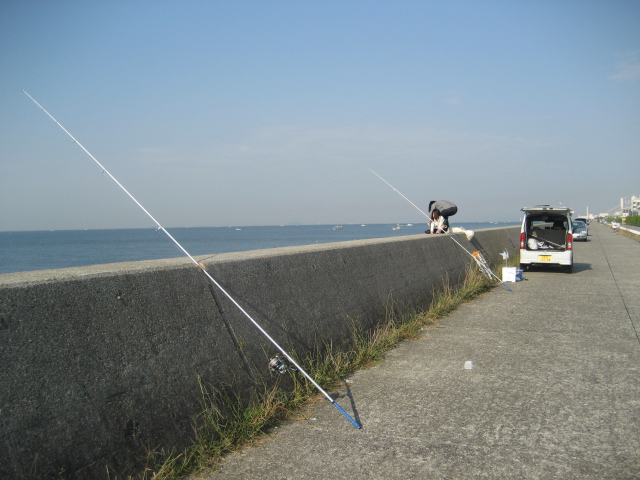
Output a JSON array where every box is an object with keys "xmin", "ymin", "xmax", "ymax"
[{"xmin": 1, "ymin": 1, "xmax": 639, "ymax": 231}]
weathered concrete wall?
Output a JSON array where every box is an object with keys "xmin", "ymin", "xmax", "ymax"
[{"xmin": 0, "ymin": 227, "xmax": 518, "ymax": 479}]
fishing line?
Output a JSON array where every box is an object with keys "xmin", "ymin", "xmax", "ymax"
[
  {"xmin": 23, "ymin": 90, "xmax": 361, "ymax": 429},
  {"xmin": 368, "ymin": 169, "xmax": 513, "ymax": 291},
  {"xmin": 327, "ymin": 169, "xmax": 370, "ymax": 183}
]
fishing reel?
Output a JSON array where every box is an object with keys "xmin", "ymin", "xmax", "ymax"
[{"xmin": 268, "ymin": 355, "xmax": 297, "ymax": 375}]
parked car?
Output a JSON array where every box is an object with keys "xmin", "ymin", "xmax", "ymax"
[
  {"xmin": 520, "ymin": 205, "xmax": 573, "ymax": 273},
  {"xmin": 572, "ymin": 221, "xmax": 588, "ymax": 241},
  {"xmin": 574, "ymin": 217, "xmax": 589, "ymax": 234}
]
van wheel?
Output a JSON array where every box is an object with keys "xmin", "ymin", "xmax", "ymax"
[
  {"xmin": 519, "ymin": 264, "xmax": 529, "ymax": 272},
  {"xmin": 564, "ymin": 265, "xmax": 573, "ymax": 273}
]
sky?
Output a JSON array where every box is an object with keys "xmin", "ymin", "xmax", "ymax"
[{"xmin": 1, "ymin": 0, "xmax": 639, "ymax": 231}]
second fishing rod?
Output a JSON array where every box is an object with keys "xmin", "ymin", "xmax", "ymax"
[{"xmin": 369, "ymin": 169, "xmax": 513, "ymax": 292}]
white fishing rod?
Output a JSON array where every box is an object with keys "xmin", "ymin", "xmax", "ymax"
[
  {"xmin": 369, "ymin": 169, "xmax": 513, "ymax": 291},
  {"xmin": 23, "ymin": 90, "xmax": 361, "ymax": 429}
]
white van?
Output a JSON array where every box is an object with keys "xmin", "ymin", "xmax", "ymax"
[{"xmin": 520, "ymin": 205, "xmax": 573, "ymax": 273}]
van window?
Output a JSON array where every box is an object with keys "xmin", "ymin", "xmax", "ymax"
[{"xmin": 527, "ymin": 215, "xmax": 568, "ymax": 231}]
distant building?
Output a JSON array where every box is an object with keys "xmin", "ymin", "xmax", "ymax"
[{"xmin": 631, "ymin": 195, "xmax": 640, "ymax": 216}]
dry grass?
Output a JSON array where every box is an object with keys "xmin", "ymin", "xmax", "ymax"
[{"xmin": 619, "ymin": 229, "xmax": 640, "ymax": 242}]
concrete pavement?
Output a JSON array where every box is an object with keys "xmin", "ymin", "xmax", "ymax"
[{"xmin": 192, "ymin": 222, "xmax": 640, "ymax": 479}]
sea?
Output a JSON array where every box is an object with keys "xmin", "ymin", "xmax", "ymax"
[{"xmin": 0, "ymin": 222, "xmax": 518, "ymax": 275}]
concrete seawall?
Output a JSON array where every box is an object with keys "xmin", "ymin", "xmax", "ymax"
[{"xmin": 0, "ymin": 227, "xmax": 518, "ymax": 479}]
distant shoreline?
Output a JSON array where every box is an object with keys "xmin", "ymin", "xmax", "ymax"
[{"xmin": 0, "ymin": 221, "xmax": 520, "ymax": 235}]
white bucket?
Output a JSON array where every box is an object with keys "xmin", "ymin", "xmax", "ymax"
[{"xmin": 502, "ymin": 267, "xmax": 522, "ymax": 282}]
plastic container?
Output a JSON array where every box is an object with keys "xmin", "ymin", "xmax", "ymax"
[{"xmin": 502, "ymin": 267, "xmax": 523, "ymax": 282}]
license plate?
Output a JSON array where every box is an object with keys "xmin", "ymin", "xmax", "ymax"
[{"xmin": 539, "ymin": 255, "xmax": 552, "ymax": 262}]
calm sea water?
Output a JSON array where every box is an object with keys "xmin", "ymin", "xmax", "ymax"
[{"xmin": 0, "ymin": 222, "xmax": 518, "ymax": 275}]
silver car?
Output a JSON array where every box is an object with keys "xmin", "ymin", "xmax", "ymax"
[
  {"xmin": 572, "ymin": 220, "xmax": 588, "ymax": 241},
  {"xmin": 574, "ymin": 217, "xmax": 589, "ymax": 235}
]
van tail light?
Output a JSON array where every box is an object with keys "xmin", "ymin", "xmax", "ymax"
[
  {"xmin": 520, "ymin": 233, "xmax": 525, "ymax": 249},
  {"xmin": 567, "ymin": 234, "xmax": 573, "ymax": 251}
]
